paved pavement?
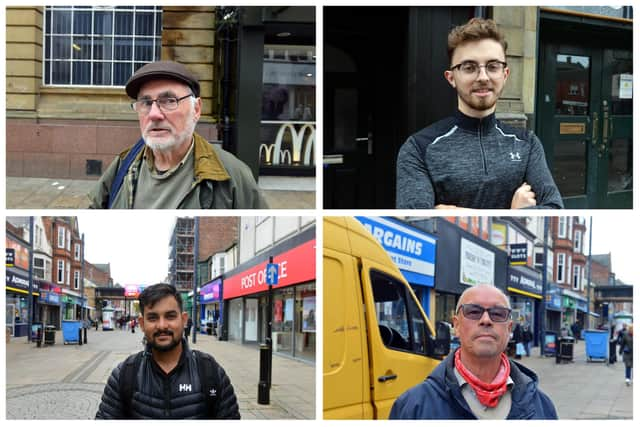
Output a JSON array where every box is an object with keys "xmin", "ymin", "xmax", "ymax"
[
  {"xmin": 515, "ymin": 339, "xmax": 633, "ymax": 419},
  {"xmin": 6, "ymin": 328, "xmax": 315, "ymax": 419},
  {"xmin": 5, "ymin": 177, "xmax": 315, "ymax": 209}
]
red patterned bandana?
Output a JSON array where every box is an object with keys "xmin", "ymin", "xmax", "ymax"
[{"xmin": 454, "ymin": 349, "xmax": 511, "ymax": 408}]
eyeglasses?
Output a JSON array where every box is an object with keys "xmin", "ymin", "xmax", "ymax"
[
  {"xmin": 449, "ymin": 60, "xmax": 507, "ymax": 78},
  {"xmin": 131, "ymin": 94, "xmax": 193, "ymax": 114},
  {"xmin": 458, "ymin": 304, "xmax": 512, "ymax": 322}
]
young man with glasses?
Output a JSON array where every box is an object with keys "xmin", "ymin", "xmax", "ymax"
[
  {"xmin": 89, "ymin": 60, "xmax": 268, "ymax": 208},
  {"xmin": 396, "ymin": 18, "xmax": 563, "ymax": 209},
  {"xmin": 390, "ymin": 284, "xmax": 557, "ymax": 419}
]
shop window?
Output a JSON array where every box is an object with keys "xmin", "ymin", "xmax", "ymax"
[
  {"xmin": 44, "ymin": 6, "xmax": 162, "ymax": 86},
  {"xmin": 370, "ymin": 270, "xmax": 429, "ymax": 355},
  {"xmin": 259, "ymin": 44, "xmax": 316, "ymax": 174}
]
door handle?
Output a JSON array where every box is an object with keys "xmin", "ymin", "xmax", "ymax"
[
  {"xmin": 600, "ymin": 100, "xmax": 609, "ymax": 157},
  {"xmin": 356, "ymin": 132, "xmax": 373, "ymax": 155},
  {"xmin": 378, "ymin": 373, "xmax": 398, "ymax": 382}
]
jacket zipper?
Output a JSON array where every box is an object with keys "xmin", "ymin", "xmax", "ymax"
[{"xmin": 478, "ymin": 123, "xmax": 488, "ymax": 175}]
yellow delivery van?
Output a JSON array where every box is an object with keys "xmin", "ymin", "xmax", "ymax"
[{"xmin": 324, "ymin": 217, "xmax": 450, "ymax": 419}]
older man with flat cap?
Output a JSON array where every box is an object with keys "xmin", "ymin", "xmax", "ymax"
[{"xmin": 89, "ymin": 60, "xmax": 268, "ymax": 209}]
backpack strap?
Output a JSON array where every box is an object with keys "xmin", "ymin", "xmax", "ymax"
[
  {"xmin": 107, "ymin": 138, "xmax": 146, "ymax": 208},
  {"xmin": 119, "ymin": 351, "xmax": 144, "ymax": 418},
  {"xmin": 194, "ymin": 350, "xmax": 221, "ymax": 418}
]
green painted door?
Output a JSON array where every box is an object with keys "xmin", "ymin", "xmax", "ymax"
[{"xmin": 538, "ymin": 41, "xmax": 632, "ymax": 208}]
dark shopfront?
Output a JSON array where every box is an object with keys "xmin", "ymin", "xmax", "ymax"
[
  {"xmin": 199, "ymin": 278, "xmax": 223, "ymax": 336},
  {"xmin": 6, "ymin": 271, "xmax": 40, "ymax": 337},
  {"xmin": 411, "ymin": 219, "xmax": 508, "ymax": 324},
  {"xmin": 223, "ymin": 234, "xmax": 316, "ymax": 362},
  {"xmin": 507, "ymin": 266, "xmax": 543, "ymax": 347},
  {"xmin": 536, "ymin": 7, "xmax": 633, "ymax": 208},
  {"xmin": 545, "ymin": 283, "xmax": 563, "ymax": 332}
]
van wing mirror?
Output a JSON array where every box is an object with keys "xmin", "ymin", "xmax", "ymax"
[{"xmin": 433, "ymin": 321, "xmax": 451, "ymax": 357}]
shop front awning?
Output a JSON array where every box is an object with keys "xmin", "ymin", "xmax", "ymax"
[{"xmin": 589, "ymin": 311, "xmax": 601, "ymax": 318}]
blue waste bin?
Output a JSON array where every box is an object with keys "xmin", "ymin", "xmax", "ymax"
[
  {"xmin": 62, "ymin": 320, "xmax": 83, "ymax": 344},
  {"xmin": 583, "ymin": 329, "xmax": 608, "ymax": 362}
]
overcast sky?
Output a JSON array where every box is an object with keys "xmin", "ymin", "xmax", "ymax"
[
  {"xmin": 588, "ymin": 214, "xmax": 638, "ymax": 286},
  {"xmin": 79, "ymin": 213, "xmax": 177, "ymax": 286}
]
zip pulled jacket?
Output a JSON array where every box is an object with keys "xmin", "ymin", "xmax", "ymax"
[
  {"xmin": 89, "ymin": 132, "xmax": 268, "ymax": 209},
  {"xmin": 389, "ymin": 351, "xmax": 558, "ymax": 419},
  {"xmin": 95, "ymin": 340, "xmax": 240, "ymax": 419},
  {"xmin": 396, "ymin": 110, "xmax": 564, "ymax": 209}
]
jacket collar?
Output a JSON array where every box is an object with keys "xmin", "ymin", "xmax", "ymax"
[
  {"xmin": 193, "ymin": 133, "xmax": 231, "ymax": 183},
  {"xmin": 433, "ymin": 351, "xmax": 539, "ymax": 418},
  {"xmin": 454, "ymin": 109, "xmax": 497, "ymax": 134}
]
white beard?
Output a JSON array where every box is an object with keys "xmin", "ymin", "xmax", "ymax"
[{"xmin": 143, "ymin": 107, "xmax": 198, "ymax": 153}]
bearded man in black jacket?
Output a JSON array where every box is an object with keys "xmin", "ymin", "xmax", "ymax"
[{"xmin": 96, "ymin": 283, "xmax": 240, "ymax": 419}]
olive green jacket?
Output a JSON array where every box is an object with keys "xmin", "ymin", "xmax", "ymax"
[{"xmin": 88, "ymin": 133, "xmax": 269, "ymax": 209}]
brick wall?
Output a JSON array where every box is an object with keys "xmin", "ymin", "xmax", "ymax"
[{"xmin": 198, "ymin": 217, "xmax": 239, "ymax": 261}]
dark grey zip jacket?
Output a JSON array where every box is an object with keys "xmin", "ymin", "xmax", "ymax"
[{"xmin": 396, "ymin": 110, "xmax": 563, "ymax": 209}]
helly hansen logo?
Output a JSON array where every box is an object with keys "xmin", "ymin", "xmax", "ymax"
[
  {"xmin": 509, "ymin": 152, "xmax": 522, "ymax": 161},
  {"xmin": 179, "ymin": 384, "xmax": 192, "ymax": 392},
  {"xmin": 209, "ymin": 387, "xmax": 217, "ymax": 397}
]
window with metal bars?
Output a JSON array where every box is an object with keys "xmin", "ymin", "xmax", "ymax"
[{"xmin": 43, "ymin": 5, "xmax": 162, "ymax": 87}]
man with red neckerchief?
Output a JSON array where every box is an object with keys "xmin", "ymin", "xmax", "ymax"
[{"xmin": 390, "ymin": 284, "xmax": 557, "ymax": 419}]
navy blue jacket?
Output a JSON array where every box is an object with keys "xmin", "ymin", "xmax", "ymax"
[{"xmin": 389, "ymin": 352, "xmax": 558, "ymax": 419}]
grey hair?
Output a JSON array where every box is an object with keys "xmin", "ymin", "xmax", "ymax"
[{"xmin": 455, "ymin": 284, "xmax": 511, "ymax": 314}]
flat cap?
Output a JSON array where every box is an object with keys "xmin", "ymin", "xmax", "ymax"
[{"xmin": 125, "ymin": 60, "xmax": 200, "ymax": 99}]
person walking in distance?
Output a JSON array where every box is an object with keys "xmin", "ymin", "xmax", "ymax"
[
  {"xmin": 619, "ymin": 324, "xmax": 633, "ymax": 386},
  {"xmin": 185, "ymin": 317, "xmax": 193, "ymax": 339}
]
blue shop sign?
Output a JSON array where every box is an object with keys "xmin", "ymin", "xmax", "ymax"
[
  {"xmin": 39, "ymin": 291, "xmax": 61, "ymax": 305},
  {"xmin": 200, "ymin": 278, "xmax": 222, "ymax": 304},
  {"xmin": 546, "ymin": 283, "xmax": 562, "ymax": 310},
  {"xmin": 576, "ymin": 300, "xmax": 588, "ymax": 312},
  {"xmin": 356, "ymin": 216, "xmax": 436, "ymax": 287}
]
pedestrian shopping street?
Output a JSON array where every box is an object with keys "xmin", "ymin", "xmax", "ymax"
[{"xmin": 6, "ymin": 327, "xmax": 314, "ymax": 420}]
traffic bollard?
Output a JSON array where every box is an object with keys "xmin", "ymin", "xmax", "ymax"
[
  {"xmin": 83, "ymin": 328, "xmax": 88, "ymax": 344},
  {"xmin": 36, "ymin": 328, "xmax": 42, "ymax": 348},
  {"xmin": 257, "ymin": 344, "xmax": 271, "ymax": 404},
  {"xmin": 78, "ymin": 329, "xmax": 83, "ymax": 346}
]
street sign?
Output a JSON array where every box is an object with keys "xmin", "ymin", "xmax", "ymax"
[
  {"xmin": 266, "ymin": 263, "xmax": 279, "ymax": 285},
  {"xmin": 6, "ymin": 248, "xmax": 15, "ymax": 267}
]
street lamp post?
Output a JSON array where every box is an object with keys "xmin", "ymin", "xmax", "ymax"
[
  {"xmin": 192, "ymin": 217, "xmax": 200, "ymax": 344},
  {"xmin": 586, "ymin": 217, "xmax": 593, "ymax": 330},
  {"xmin": 539, "ymin": 217, "xmax": 549, "ymax": 357},
  {"xmin": 27, "ymin": 217, "xmax": 35, "ymax": 343}
]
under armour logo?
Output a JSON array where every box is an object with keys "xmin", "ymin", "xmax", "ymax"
[
  {"xmin": 209, "ymin": 387, "xmax": 217, "ymax": 397},
  {"xmin": 179, "ymin": 384, "xmax": 192, "ymax": 392},
  {"xmin": 509, "ymin": 152, "xmax": 521, "ymax": 161}
]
